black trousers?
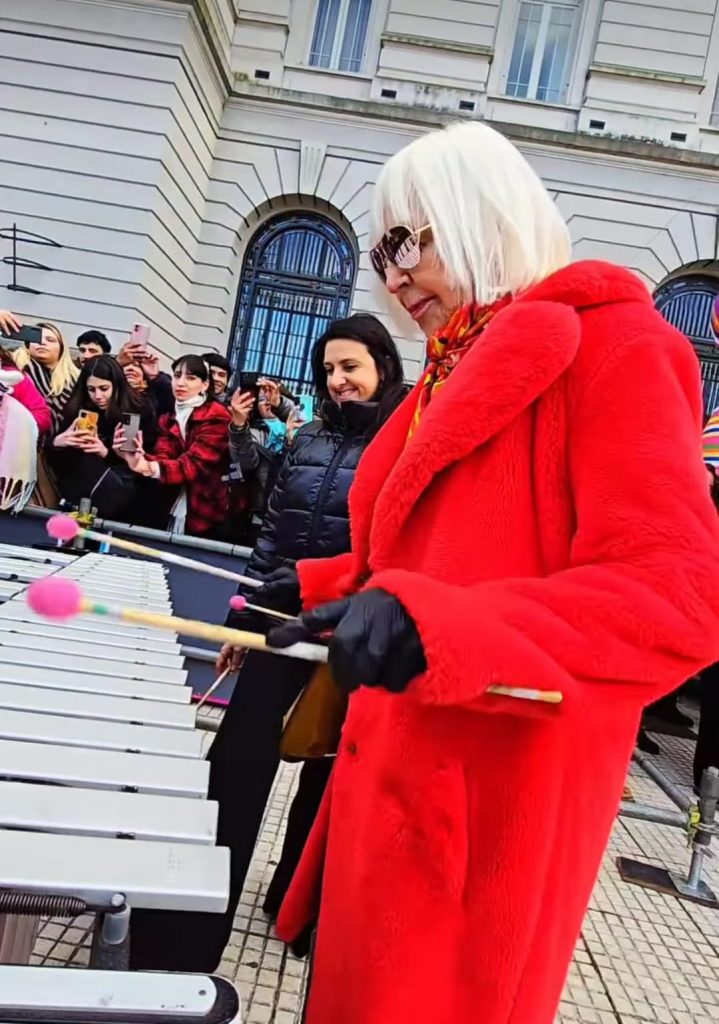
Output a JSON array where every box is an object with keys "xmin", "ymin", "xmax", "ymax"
[
  {"xmin": 263, "ymin": 757, "xmax": 333, "ymax": 918},
  {"xmin": 129, "ymin": 651, "xmax": 331, "ymax": 972},
  {"xmin": 694, "ymin": 661, "xmax": 719, "ymax": 791}
]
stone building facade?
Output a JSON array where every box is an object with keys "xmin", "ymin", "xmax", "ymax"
[{"xmin": 1, "ymin": 0, "xmax": 718, "ymax": 396}]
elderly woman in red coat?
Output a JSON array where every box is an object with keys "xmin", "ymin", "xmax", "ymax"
[{"xmin": 265, "ymin": 122, "xmax": 719, "ymax": 1024}]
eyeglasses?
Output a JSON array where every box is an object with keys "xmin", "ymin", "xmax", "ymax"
[{"xmin": 369, "ymin": 224, "xmax": 431, "ymax": 279}]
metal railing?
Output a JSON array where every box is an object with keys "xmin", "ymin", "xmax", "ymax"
[
  {"xmin": 618, "ymin": 755, "xmax": 719, "ymax": 906},
  {"xmin": 21, "ymin": 506, "xmax": 253, "ymax": 560}
]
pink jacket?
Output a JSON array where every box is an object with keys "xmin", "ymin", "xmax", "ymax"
[{"xmin": 1, "ymin": 364, "xmax": 52, "ymax": 434}]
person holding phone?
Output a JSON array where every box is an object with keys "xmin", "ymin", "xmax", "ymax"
[
  {"xmin": 50, "ymin": 355, "xmax": 156, "ymax": 517},
  {"xmin": 117, "ymin": 323, "xmax": 174, "ymax": 418},
  {"xmin": 12, "ymin": 319, "xmax": 79, "ymax": 432},
  {"xmin": 122, "ymin": 359, "xmax": 174, "ymax": 418},
  {"xmin": 114, "ymin": 355, "xmax": 231, "ymax": 538},
  {"xmin": 76, "ymin": 330, "xmax": 111, "ymax": 365},
  {"xmin": 0, "ymin": 311, "xmax": 52, "ymax": 433},
  {"xmin": 227, "ymin": 377, "xmax": 301, "ymax": 542}
]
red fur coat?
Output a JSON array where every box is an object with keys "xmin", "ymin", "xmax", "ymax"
[{"xmin": 276, "ymin": 261, "xmax": 719, "ymax": 1024}]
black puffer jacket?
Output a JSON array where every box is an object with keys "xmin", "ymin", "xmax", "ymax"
[{"xmin": 245, "ymin": 400, "xmax": 381, "ymax": 580}]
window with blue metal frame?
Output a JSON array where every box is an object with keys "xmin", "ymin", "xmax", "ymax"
[
  {"xmin": 229, "ymin": 213, "xmax": 357, "ymax": 394},
  {"xmin": 654, "ymin": 275, "xmax": 719, "ymax": 416}
]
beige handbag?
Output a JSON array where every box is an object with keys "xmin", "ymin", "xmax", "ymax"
[{"xmin": 280, "ymin": 664, "xmax": 348, "ymax": 761}]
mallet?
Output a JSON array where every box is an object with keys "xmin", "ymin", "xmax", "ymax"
[
  {"xmin": 47, "ymin": 515, "xmax": 292, "ymax": 621},
  {"xmin": 195, "ymin": 668, "xmax": 230, "ymax": 710},
  {"xmin": 27, "ymin": 578, "xmax": 325, "ymax": 664},
  {"xmin": 26, "ymin": 579, "xmax": 563, "ymax": 705},
  {"xmin": 47, "ymin": 514, "xmax": 265, "ymax": 590}
]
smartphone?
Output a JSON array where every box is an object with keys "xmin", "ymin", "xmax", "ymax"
[
  {"xmin": 130, "ymin": 323, "xmax": 151, "ymax": 347},
  {"xmin": 76, "ymin": 409, "xmax": 99, "ymax": 434},
  {"xmin": 120, "ymin": 412, "xmax": 141, "ymax": 452},
  {"xmin": 3, "ymin": 324, "xmax": 42, "ymax": 346},
  {"xmin": 298, "ymin": 394, "xmax": 314, "ymax": 422},
  {"xmin": 239, "ymin": 371, "xmax": 260, "ymax": 396}
]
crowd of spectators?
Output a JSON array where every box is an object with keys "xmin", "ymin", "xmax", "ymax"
[{"xmin": 0, "ymin": 308, "xmax": 306, "ymax": 541}]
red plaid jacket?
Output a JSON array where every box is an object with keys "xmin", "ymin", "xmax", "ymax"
[{"xmin": 154, "ymin": 400, "xmax": 231, "ymax": 535}]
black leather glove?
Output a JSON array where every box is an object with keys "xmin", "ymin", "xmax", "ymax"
[
  {"xmin": 225, "ymin": 600, "xmax": 267, "ymax": 636},
  {"xmin": 254, "ymin": 565, "xmax": 302, "ymax": 616},
  {"xmin": 225, "ymin": 566, "xmax": 301, "ymax": 636},
  {"xmin": 267, "ymin": 589, "xmax": 426, "ymax": 694}
]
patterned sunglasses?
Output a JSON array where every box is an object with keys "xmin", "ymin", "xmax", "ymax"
[{"xmin": 369, "ymin": 224, "xmax": 432, "ymax": 279}]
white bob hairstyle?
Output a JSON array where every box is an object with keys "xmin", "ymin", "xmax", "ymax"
[{"xmin": 372, "ymin": 121, "xmax": 572, "ymax": 305}]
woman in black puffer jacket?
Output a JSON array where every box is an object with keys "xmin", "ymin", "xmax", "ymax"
[
  {"xmin": 129, "ymin": 314, "xmax": 405, "ymax": 974},
  {"xmin": 249, "ymin": 397, "xmax": 385, "ymax": 576}
]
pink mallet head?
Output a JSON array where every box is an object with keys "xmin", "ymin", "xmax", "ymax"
[
  {"xmin": 47, "ymin": 515, "xmax": 81, "ymax": 542},
  {"xmin": 229, "ymin": 595, "xmax": 248, "ymax": 612},
  {"xmin": 27, "ymin": 578, "xmax": 83, "ymax": 619}
]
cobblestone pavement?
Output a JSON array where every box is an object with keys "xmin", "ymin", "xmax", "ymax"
[{"xmin": 32, "ymin": 712, "xmax": 719, "ymax": 1024}]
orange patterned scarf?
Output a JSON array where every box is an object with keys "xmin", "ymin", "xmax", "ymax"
[{"xmin": 407, "ymin": 296, "xmax": 512, "ymax": 439}]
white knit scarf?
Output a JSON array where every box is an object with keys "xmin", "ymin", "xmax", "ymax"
[{"xmin": 169, "ymin": 394, "xmax": 207, "ymax": 533}]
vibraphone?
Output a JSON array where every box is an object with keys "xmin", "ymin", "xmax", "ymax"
[{"xmin": 0, "ymin": 542, "xmax": 238, "ymax": 1023}]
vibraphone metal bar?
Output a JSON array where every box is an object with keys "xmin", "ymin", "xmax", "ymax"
[
  {"xmin": 0, "ymin": 625, "xmax": 184, "ymax": 666},
  {"xmin": 0, "ymin": 737, "xmax": 209, "ymax": 798},
  {"xmin": 0, "ymin": 707, "xmax": 204, "ymax": 757},
  {"xmin": 0, "ymin": 967, "xmax": 241, "ymax": 1023},
  {"xmin": 0, "ymin": 547, "xmax": 65, "ymax": 600},
  {"xmin": 0, "ymin": 658, "xmax": 187, "ymax": 697},
  {"xmin": 0, "ymin": 542, "xmax": 75, "ymax": 564},
  {"xmin": 0, "ymin": 604, "xmax": 180, "ymax": 646},
  {"xmin": 0, "ymin": 830, "xmax": 227, "ymax": 911},
  {"xmin": 0, "ymin": 642, "xmax": 187, "ymax": 685},
  {"xmin": 0, "ymin": 557, "xmax": 61, "ymax": 582},
  {"xmin": 0, "ymin": 781, "xmax": 218, "ymax": 844},
  {"xmin": 0, "ymin": 682, "xmax": 195, "ymax": 728}
]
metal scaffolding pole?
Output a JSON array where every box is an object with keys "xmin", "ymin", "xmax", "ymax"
[
  {"xmin": 631, "ymin": 748, "xmax": 694, "ymax": 812},
  {"xmin": 671, "ymin": 766, "xmax": 719, "ymax": 902},
  {"xmin": 618, "ymin": 802, "xmax": 686, "ymax": 829},
  {"xmin": 618, "ymin": 766, "xmax": 718, "ymax": 908}
]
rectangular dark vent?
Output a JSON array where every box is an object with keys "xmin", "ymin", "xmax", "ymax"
[
  {"xmin": 589, "ymin": 119, "xmax": 605, "ymax": 130},
  {"xmin": 381, "ymin": 88, "xmax": 397, "ymax": 99},
  {"xmin": 459, "ymin": 100, "xmax": 475, "ymax": 112},
  {"xmin": 670, "ymin": 131, "xmax": 687, "ymax": 142},
  {"xmin": 254, "ymin": 69, "xmax": 270, "ymax": 80}
]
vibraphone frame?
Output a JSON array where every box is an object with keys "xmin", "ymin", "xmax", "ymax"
[{"xmin": 0, "ymin": 544, "xmax": 231, "ymax": 977}]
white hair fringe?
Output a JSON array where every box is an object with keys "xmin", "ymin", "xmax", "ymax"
[{"xmin": 372, "ymin": 122, "xmax": 572, "ymax": 305}]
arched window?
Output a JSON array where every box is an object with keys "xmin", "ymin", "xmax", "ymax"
[
  {"xmin": 229, "ymin": 213, "xmax": 357, "ymax": 393},
  {"xmin": 655, "ymin": 275, "xmax": 719, "ymax": 416}
]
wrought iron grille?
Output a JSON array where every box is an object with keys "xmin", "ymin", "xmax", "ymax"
[
  {"xmin": 655, "ymin": 276, "xmax": 719, "ymax": 417},
  {"xmin": 228, "ymin": 214, "xmax": 357, "ymax": 395}
]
